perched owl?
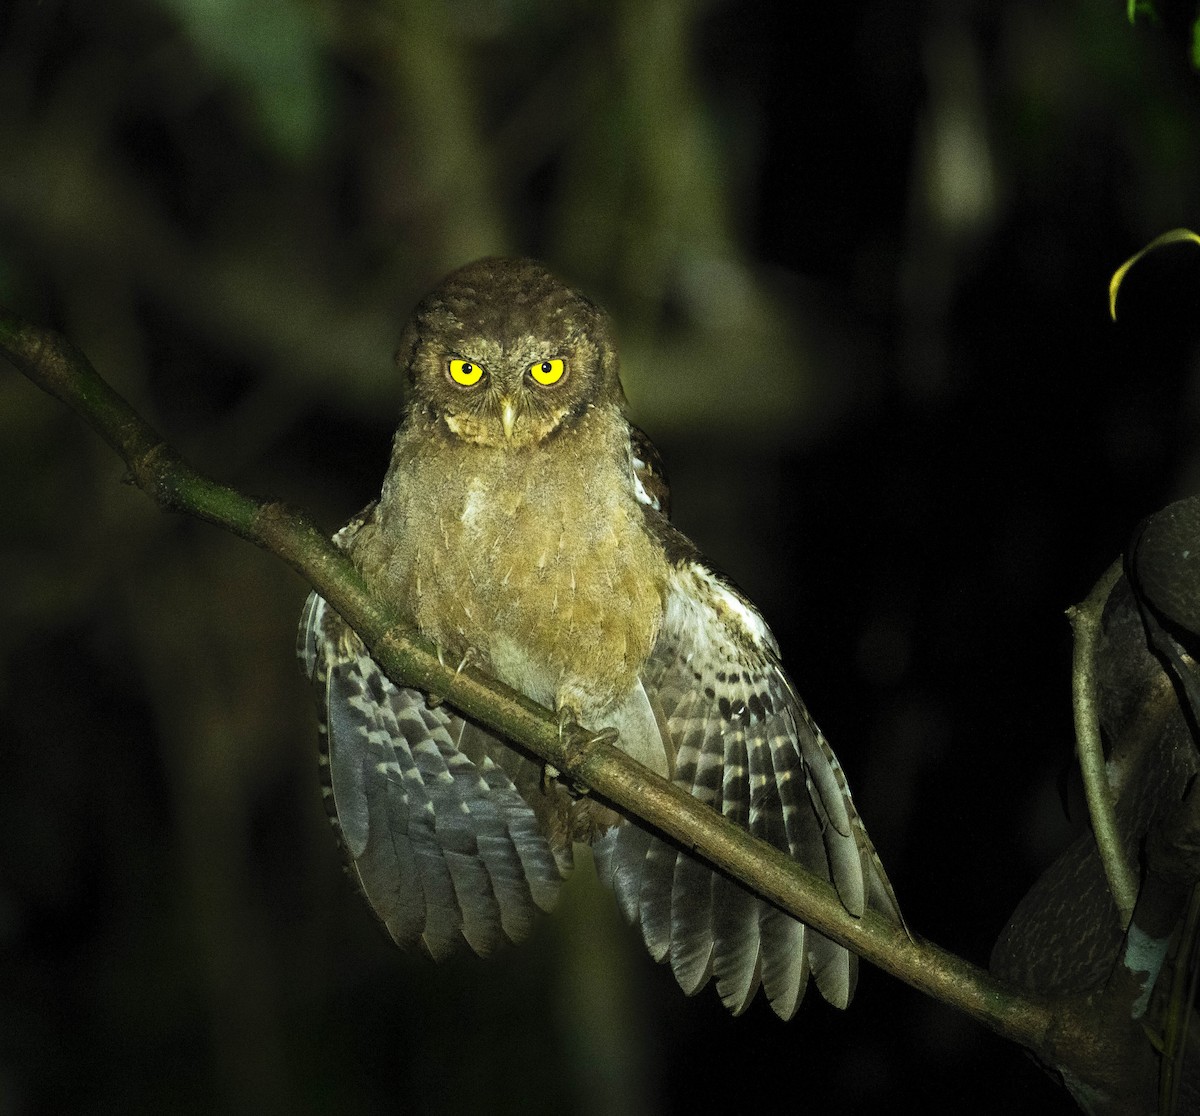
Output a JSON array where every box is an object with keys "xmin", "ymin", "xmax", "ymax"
[{"xmin": 298, "ymin": 257, "xmax": 900, "ymax": 1019}]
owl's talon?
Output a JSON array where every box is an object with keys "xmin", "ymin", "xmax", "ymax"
[
  {"xmin": 426, "ymin": 646, "xmax": 479, "ymax": 709},
  {"xmin": 544, "ymin": 713, "xmax": 573, "ymax": 792},
  {"xmin": 547, "ymin": 722, "xmax": 621, "ymax": 798},
  {"xmin": 424, "ymin": 646, "xmax": 449, "ymax": 707},
  {"xmin": 583, "ymin": 726, "xmax": 620, "ymax": 748}
]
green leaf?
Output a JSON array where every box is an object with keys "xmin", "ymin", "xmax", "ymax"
[{"xmin": 1108, "ymin": 228, "xmax": 1200, "ymax": 320}]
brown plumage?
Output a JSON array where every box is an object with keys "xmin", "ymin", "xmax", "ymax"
[{"xmin": 299, "ymin": 257, "xmax": 900, "ymax": 1018}]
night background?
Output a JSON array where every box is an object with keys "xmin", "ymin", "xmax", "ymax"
[{"xmin": 3, "ymin": 0, "xmax": 1200, "ymax": 1112}]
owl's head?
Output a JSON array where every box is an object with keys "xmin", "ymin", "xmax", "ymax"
[{"xmin": 395, "ymin": 258, "xmax": 625, "ymax": 448}]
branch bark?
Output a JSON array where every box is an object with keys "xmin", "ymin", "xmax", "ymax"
[
  {"xmin": 1, "ymin": 308, "xmax": 1147, "ymax": 1104},
  {"xmin": 1069, "ymin": 559, "xmax": 1140, "ymax": 926}
]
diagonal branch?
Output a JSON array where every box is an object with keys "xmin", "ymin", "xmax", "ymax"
[{"xmin": 0, "ymin": 308, "xmax": 1081, "ymax": 1066}]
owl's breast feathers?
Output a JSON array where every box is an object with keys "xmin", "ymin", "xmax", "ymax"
[{"xmin": 355, "ymin": 402, "xmax": 668, "ymax": 719}]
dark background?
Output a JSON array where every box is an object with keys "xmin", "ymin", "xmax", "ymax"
[{"xmin": 3, "ymin": 1, "xmax": 1200, "ymax": 1112}]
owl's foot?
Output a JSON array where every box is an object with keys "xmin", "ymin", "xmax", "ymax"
[
  {"xmin": 543, "ymin": 710, "xmax": 620, "ymax": 797},
  {"xmin": 571, "ymin": 724, "xmax": 621, "ymax": 749},
  {"xmin": 426, "ymin": 646, "xmax": 478, "ymax": 708},
  {"xmin": 556, "ymin": 707, "xmax": 621, "ymax": 752}
]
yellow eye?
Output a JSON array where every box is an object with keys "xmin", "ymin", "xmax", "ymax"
[
  {"xmin": 528, "ymin": 357, "xmax": 566, "ymax": 386},
  {"xmin": 448, "ymin": 358, "xmax": 484, "ymax": 386}
]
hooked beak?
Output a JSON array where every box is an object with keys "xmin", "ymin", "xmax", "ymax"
[{"xmin": 500, "ymin": 396, "xmax": 518, "ymax": 440}]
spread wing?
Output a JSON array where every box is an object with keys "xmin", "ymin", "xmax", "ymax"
[
  {"xmin": 298, "ymin": 590, "xmax": 569, "ymax": 959},
  {"xmin": 593, "ymin": 556, "xmax": 901, "ymax": 1018}
]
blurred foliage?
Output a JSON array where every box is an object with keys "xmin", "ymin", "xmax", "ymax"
[
  {"xmin": 1127, "ymin": 0, "xmax": 1200, "ymax": 70},
  {"xmin": 4, "ymin": 1, "xmax": 1200, "ymax": 1113},
  {"xmin": 154, "ymin": 0, "xmax": 332, "ymax": 159}
]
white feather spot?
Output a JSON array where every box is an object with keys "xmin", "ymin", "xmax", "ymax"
[
  {"xmin": 460, "ymin": 480, "xmax": 487, "ymax": 530},
  {"xmin": 632, "ymin": 469, "xmax": 658, "ymax": 510}
]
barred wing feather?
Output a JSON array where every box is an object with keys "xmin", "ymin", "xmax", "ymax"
[
  {"xmin": 594, "ymin": 560, "xmax": 899, "ymax": 1017},
  {"xmin": 299, "ymin": 592, "xmax": 567, "ymax": 959}
]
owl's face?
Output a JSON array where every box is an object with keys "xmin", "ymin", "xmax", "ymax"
[{"xmin": 396, "ymin": 258, "xmax": 624, "ymax": 449}]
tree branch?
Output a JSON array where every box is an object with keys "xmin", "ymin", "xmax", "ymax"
[
  {"xmin": 1, "ymin": 308, "xmax": 1110, "ymax": 1083},
  {"xmin": 1069, "ymin": 559, "xmax": 1140, "ymax": 926}
]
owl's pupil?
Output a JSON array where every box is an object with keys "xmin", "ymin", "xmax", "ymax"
[{"xmin": 464, "ymin": 363, "xmax": 475, "ymax": 374}]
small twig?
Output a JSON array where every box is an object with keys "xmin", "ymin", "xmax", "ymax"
[{"xmin": 1068, "ymin": 559, "xmax": 1140, "ymax": 926}]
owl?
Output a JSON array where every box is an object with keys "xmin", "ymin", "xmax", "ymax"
[{"xmin": 298, "ymin": 257, "xmax": 900, "ymax": 1018}]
